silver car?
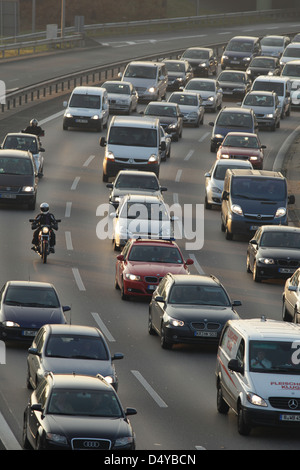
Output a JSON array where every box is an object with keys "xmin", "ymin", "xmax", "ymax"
[
  {"xmin": 204, "ymin": 159, "xmax": 253, "ymax": 209},
  {"xmin": 282, "ymin": 267, "xmax": 300, "ymax": 323},
  {"xmin": 168, "ymin": 91, "xmax": 204, "ymax": 127},
  {"xmin": 1, "ymin": 132, "xmax": 45, "ymax": 177},
  {"xmin": 101, "ymin": 80, "xmax": 138, "ymax": 114},
  {"xmin": 159, "ymin": 126, "xmax": 171, "ymax": 161},
  {"xmin": 242, "ymin": 90, "xmax": 281, "ymax": 131},
  {"xmin": 182, "ymin": 78, "xmax": 223, "ymax": 112},
  {"xmin": 261, "ymin": 35, "xmax": 290, "ymax": 58},
  {"xmin": 26, "ymin": 324, "xmax": 124, "ymax": 390}
]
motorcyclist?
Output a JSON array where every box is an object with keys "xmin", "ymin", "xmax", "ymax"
[
  {"xmin": 23, "ymin": 119, "xmax": 45, "ymax": 138},
  {"xmin": 31, "ymin": 203, "xmax": 58, "ymax": 253}
]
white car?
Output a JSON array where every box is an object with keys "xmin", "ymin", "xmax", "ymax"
[
  {"xmin": 1, "ymin": 133, "xmax": 44, "ymax": 177},
  {"xmin": 290, "ymin": 79, "xmax": 300, "ymax": 108},
  {"xmin": 111, "ymin": 194, "xmax": 175, "ymax": 251},
  {"xmin": 101, "ymin": 80, "xmax": 138, "ymax": 114},
  {"xmin": 168, "ymin": 91, "xmax": 204, "ymax": 127},
  {"xmin": 159, "ymin": 126, "xmax": 171, "ymax": 161},
  {"xmin": 182, "ymin": 78, "xmax": 223, "ymax": 112}
]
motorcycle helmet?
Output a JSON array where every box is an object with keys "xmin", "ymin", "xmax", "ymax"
[
  {"xmin": 30, "ymin": 119, "xmax": 38, "ymax": 127},
  {"xmin": 40, "ymin": 202, "xmax": 49, "ymax": 214}
]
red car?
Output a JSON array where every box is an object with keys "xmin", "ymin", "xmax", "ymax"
[
  {"xmin": 216, "ymin": 132, "xmax": 265, "ymax": 170},
  {"xmin": 115, "ymin": 238, "xmax": 194, "ymax": 300}
]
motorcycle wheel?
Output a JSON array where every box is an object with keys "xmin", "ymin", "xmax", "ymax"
[{"xmin": 42, "ymin": 241, "xmax": 48, "ymax": 264}]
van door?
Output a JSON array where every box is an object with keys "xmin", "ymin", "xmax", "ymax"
[
  {"xmin": 158, "ymin": 65, "xmax": 167, "ymax": 99},
  {"xmin": 102, "ymin": 92, "xmax": 109, "ymax": 127}
]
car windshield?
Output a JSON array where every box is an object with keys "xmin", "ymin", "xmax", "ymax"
[
  {"xmin": 250, "ymin": 58, "xmax": 276, "ymax": 68},
  {"xmin": 185, "ymin": 80, "xmax": 215, "ymax": 91},
  {"xmin": 168, "ymin": 285, "xmax": 230, "ymax": 306},
  {"xmin": 226, "ymin": 40, "xmax": 254, "ymax": 52},
  {"xmin": 115, "ymin": 174, "xmax": 159, "ymax": 190},
  {"xmin": 0, "ymin": 157, "xmax": 33, "ymax": 175},
  {"xmin": 222, "ymin": 134, "xmax": 259, "ymax": 148},
  {"xmin": 214, "ymin": 164, "xmax": 251, "ymax": 181},
  {"xmin": 145, "ymin": 105, "xmax": 177, "ymax": 117},
  {"xmin": 244, "ymin": 94, "xmax": 274, "ymax": 107},
  {"xmin": 261, "ymin": 37, "xmax": 284, "ymax": 47},
  {"xmin": 108, "ymin": 126, "xmax": 157, "ymax": 147},
  {"xmin": 124, "ymin": 65, "xmax": 157, "ymax": 79},
  {"xmin": 45, "ymin": 334, "xmax": 109, "ymax": 360},
  {"xmin": 283, "ymin": 47, "xmax": 300, "ymax": 58},
  {"xmin": 249, "ymin": 340, "xmax": 300, "ymax": 373},
  {"xmin": 252, "ymin": 81, "xmax": 284, "ymax": 96},
  {"xmin": 69, "ymin": 94, "xmax": 100, "ymax": 109},
  {"xmin": 231, "ymin": 177, "xmax": 286, "ymax": 201},
  {"xmin": 169, "ymin": 94, "xmax": 198, "ymax": 106},
  {"xmin": 128, "ymin": 245, "xmax": 183, "ymax": 263},
  {"xmin": 47, "ymin": 389, "xmax": 123, "ymax": 417},
  {"xmin": 182, "ymin": 49, "xmax": 209, "ymax": 59},
  {"xmin": 218, "ymin": 72, "xmax": 245, "ymax": 83},
  {"xmin": 119, "ymin": 202, "xmax": 169, "ymax": 221},
  {"xmin": 165, "ymin": 62, "xmax": 185, "ymax": 72},
  {"xmin": 3, "ymin": 136, "xmax": 38, "ymax": 153},
  {"xmin": 217, "ymin": 112, "xmax": 252, "ymax": 128},
  {"xmin": 260, "ymin": 231, "xmax": 300, "ymax": 248},
  {"xmin": 282, "ymin": 64, "xmax": 300, "ymax": 77},
  {"xmin": 4, "ymin": 286, "xmax": 59, "ymax": 308},
  {"xmin": 102, "ymin": 83, "xmax": 130, "ymax": 94}
]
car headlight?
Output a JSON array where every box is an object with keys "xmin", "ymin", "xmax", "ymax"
[
  {"xmin": 222, "ymin": 55, "xmax": 229, "ymax": 61},
  {"xmin": 125, "ymin": 274, "xmax": 141, "ymax": 281},
  {"xmin": 91, "ymin": 115, "xmax": 99, "ymax": 120},
  {"xmin": 46, "ymin": 433, "xmax": 68, "ymax": 445},
  {"xmin": 246, "ymin": 392, "xmax": 268, "ymax": 407},
  {"xmin": 65, "ymin": 112, "xmax": 73, "ymax": 118},
  {"xmin": 220, "ymin": 153, "xmax": 230, "ymax": 159},
  {"xmin": 148, "ymin": 154, "xmax": 158, "ymax": 163},
  {"xmin": 2, "ymin": 321, "xmax": 20, "ymax": 327},
  {"xmin": 105, "ymin": 151, "xmax": 115, "ymax": 161},
  {"xmin": 275, "ymin": 207, "xmax": 286, "ymax": 218},
  {"xmin": 103, "ymin": 375, "xmax": 115, "ymax": 385},
  {"xmin": 231, "ymin": 204, "xmax": 243, "ymax": 216},
  {"xmin": 243, "ymin": 57, "xmax": 251, "ymax": 62},
  {"xmin": 249, "ymin": 156, "xmax": 258, "ymax": 161},
  {"xmin": 268, "ymin": 71, "xmax": 274, "ymax": 76},
  {"xmin": 22, "ymin": 186, "xmax": 34, "ymax": 192},
  {"xmin": 258, "ymin": 257, "xmax": 275, "ymax": 265},
  {"xmin": 114, "ymin": 436, "xmax": 134, "ymax": 448},
  {"xmin": 207, "ymin": 96, "xmax": 215, "ymax": 102},
  {"xmin": 166, "ymin": 314, "xmax": 184, "ymax": 327},
  {"xmin": 210, "ymin": 186, "xmax": 222, "ymax": 194},
  {"xmin": 148, "ymin": 87, "xmax": 157, "ymax": 93},
  {"xmin": 266, "ymin": 113, "xmax": 274, "ymax": 118}
]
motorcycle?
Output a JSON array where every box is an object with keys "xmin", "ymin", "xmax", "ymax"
[{"xmin": 29, "ymin": 218, "xmax": 60, "ymax": 264}]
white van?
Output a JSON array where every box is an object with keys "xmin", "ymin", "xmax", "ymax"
[
  {"xmin": 99, "ymin": 116, "xmax": 165, "ymax": 182},
  {"xmin": 216, "ymin": 317, "xmax": 300, "ymax": 435},
  {"xmin": 63, "ymin": 86, "xmax": 109, "ymax": 131},
  {"xmin": 251, "ymin": 75, "xmax": 291, "ymax": 118},
  {"xmin": 119, "ymin": 61, "xmax": 168, "ymax": 102}
]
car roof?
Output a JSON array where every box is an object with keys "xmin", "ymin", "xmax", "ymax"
[
  {"xmin": 45, "ymin": 324, "xmax": 102, "ymax": 337},
  {"xmin": 224, "ymin": 131, "xmax": 258, "ymax": 138},
  {"xmin": 229, "ymin": 35, "xmax": 259, "ymax": 41},
  {"xmin": 129, "ymin": 238, "xmax": 179, "ymax": 248},
  {"xmin": 188, "ymin": 78, "xmax": 216, "ymax": 83},
  {"xmin": 126, "ymin": 61, "xmax": 163, "ymax": 67},
  {"xmin": 110, "ymin": 115, "xmax": 159, "ymax": 128},
  {"xmin": 115, "ymin": 170, "xmax": 158, "ymax": 178},
  {"xmin": 71, "ymin": 86, "xmax": 106, "ymax": 95},
  {"xmin": 0, "ymin": 149, "xmax": 33, "ymax": 159},
  {"xmin": 226, "ymin": 318, "xmax": 300, "ymax": 341},
  {"xmin": 4, "ymin": 132, "xmax": 38, "ymax": 139},
  {"xmin": 147, "ymin": 101, "xmax": 178, "ymax": 107},
  {"xmin": 214, "ymin": 159, "xmax": 253, "ymax": 168},
  {"xmin": 6, "ymin": 280, "xmax": 55, "ymax": 288},
  {"xmin": 47, "ymin": 373, "xmax": 113, "ymax": 391},
  {"xmin": 168, "ymin": 274, "xmax": 221, "ymax": 286},
  {"xmin": 121, "ymin": 194, "xmax": 163, "ymax": 203},
  {"xmin": 228, "ymin": 169, "xmax": 283, "ymax": 178},
  {"xmin": 219, "ymin": 107, "xmax": 253, "ymax": 114},
  {"xmin": 259, "ymin": 225, "xmax": 300, "ymax": 233},
  {"xmin": 185, "ymin": 46, "xmax": 212, "ymax": 51}
]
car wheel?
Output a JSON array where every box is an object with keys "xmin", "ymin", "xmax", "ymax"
[
  {"xmin": 26, "ymin": 366, "xmax": 33, "ymax": 390},
  {"xmin": 237, "ymin": 403, "xmax": 251, "ymax": 436},
  {"xmin": 148, "ymin": 312, "xmax": 156, "ymax": 335},
  {"xmin": 167, "ymin": 147, "xmax": 171, "ymax": 158},
  {"xmin": 22, "ymin": 415, "xmax": 32, "ymax": 450},
  {"xmin": 252, "ymin": 262, "xmax": 261, "ymax": 283},
  {"xmin": 221, "ymin": 218, "xmax": 225, "ymax": 232},
  {"xmin": 114, "ymin": 276, "xmax": 120, "ymax": 290},
  {"xmin": 121, "ymin": 282, "xmax": 129, "ymax": 301},
  {"xmin": 225, "ymin": 224, "xmax": 233, "ymax": 240},
  {"xmin": 217, "ymin": 382, "xmax": 229, "ymax": 414},
  {"xmin": 293, "ymin": 308, "xmax": 299, "ymax": 324},
  {"xmin": 205, "ymin": 196, "xmax": 212, "ymax": 210},
  {"xmin": 282, "ymin": 299, "xmax": 290, "ymax": 321},
  {"xmin": 160, "ymin": 324, "xmax": 172, "ymax": 349},
  {"xmin": 210, "ymin": 143, "xmax": 216, "ymax": 153},
  {"xmin": 102, "ymin": 173, "xmax": 108, "ymax": 183},
  {"xmin": 246, "ymin": 253, "xmax": 251, "ymax": 273}
]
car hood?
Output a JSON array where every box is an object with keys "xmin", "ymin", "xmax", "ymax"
[
  {"xmin": 243, "ymin": 104, "xmax": 274, "ymax": 114},
  {"xmin": 218, "ymin": 80, "xmax": 246, "ymax": 89},
  {"xmin": 166, "ymin": 304, "xmax": 237, "ymax": 321},
  {"xmin": 65, "ymin": 106, "xmax": 100, "ymax": 116},
  {"xmin": 196, "ymin": 90, "xmax": 216, "ymax": 99},
  {"xmin": 219, "ymin": 146, "xmax": 261, "ymax": 157},
  {"xmin": 257, "ymin": 247, "xmax": 300, "ymax": 259},
  {"xmin": 233, "ymin": 198, "xmax": 286, "ymax": 214},
  {"xmin": 126, "ymin": 261, "xmax": 188, "ymax": 276},
  {"xmin": 248, "ymin": 66, "xmax": 275, "ymax": 73},
  {"xmin": 224, "ymin": 51, "xmax": 253, "ymax": 59},
  {"xmin": 177, "ymin": 104, "xmax": 199, "ymax": 113},
  {"xmin": 147, "ymin": 115, "xmax": 178, "ymax": 125},
  {"xmin": 41, "ymin": 357, "xmax": 113, "ymax": 378},
  {"xmin": 261, "ymin": 46, "xmax": 283, "ymax": 56},
  {"xmin": 185, "ymin": 58, "xmax": 208, "ymax": 66},
  {"xmin": 168, "ymin": 71, "xmax": 185, "ymax": 79},
  {"xmin": 46, "ymin": 415, "xmax": 130, "ymax": 440},
  {"xmin": 249, "ymin": 373, "xmax": 300, "ymax": 398},
  {"xmin": 112, "ymin": 188, "xmax": 161, "ymax": 199},
  {"xmin": 123, "ymin": 77, "xmax": 156, "ymax": 88},
  {"xmin": 2, "ymin": 305, "xmax": 64, "ymax": 327},
  {"xmin": 107, "ymin": 144, "xmax": 157, "ymax": 160},
  {"xmin": 107, "ymin": 93, "xmax": 130, "ymax": 102},
  {"xmin": 213, "ymin": 124, "xmax": 254, "ymax": 136}
]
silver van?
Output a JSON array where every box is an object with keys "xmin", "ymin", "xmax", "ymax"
[
  {"xmin": 251, "ymin": 75, "xmax": 291, "ymax": 118},
  {"xmin": 100, "ymin": 116, "xmax": 165, "ymax": 182},
  {"xmin": 216, "ymin": 317, "xmax": 300, "ymax": 435},
  {"xmin": 63, "ymin": 86, "xmax": 109, "ymax": 131},
  {"xmin": 119, "ymin": 61, "xmax": 168, "ymax": 102}
]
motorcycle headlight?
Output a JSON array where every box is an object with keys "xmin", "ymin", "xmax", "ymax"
[{"xmin": 42, "ymin": 227, "xmax": 49, "ymax": 234}]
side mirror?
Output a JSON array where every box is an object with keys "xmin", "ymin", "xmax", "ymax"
[
  {"xmin": 125, "ymin": 407, "xmax": 137, "ymax": 416},
  {"xmin": 232, "ymin": 300, "xmax": 242, "ymax": 307},
  {"xmin": 112, "ymin": 353, "xmax": 124, "ymax": 361},
  {"xmin": 99, "ymin": 137, "xmax": 106, "ymax": 147},
  {"xmin": 228, "ymin": 358, "xmax": 244, "ymax": 374},
  {"xmin": 185, "ymin": 258, "xmax": 194, "ymax": 265},
  {"xmin": 28, "ymin": 347, "xmax": 40, "ymax": 356},
  {"xmin": 222, "ymin": 190, "xmax": 229, "ymax": 201},
  {"xmin": 261, "ymin": 145, "xmax": 266, "ymax": 149},
  {"xmin": 209, "ymin": 122, "xmax": 214, "ymax": 127},
  {"xmin": 154, "ymin": 295, "xmax": 164, "ymax": 303},
  {"xmin": 160, "ymin": 186, "xmax": 167, "ymax": 192},
  {"xmin": 63, "ymin": 306, "xmax": 71, "ymax": 313},
  {"xmin": 117, "ymin": 72, "xmax": 123, "ymax": 79},
  {"xmin": 205, "ymin": 172, "xmax": 211, "ymax": 178},
  {"xmin": 288, "ymin": 195, "xmax": 295, "ymax": 204},
  {"xmin": 250, "ymin": 239, "xmax": 258, "ymax": 245},
  {"xmin": 40, "ymin": 148, "xmax": 45, "ymax": 152},
  {"xmin": 31, "ymin": 404, "xmax": 43, "ymax": 413},
  {"xmin": 116, "ymin": 254, "xmax": 124, "ymax": 261},
  {"xmin": 106, "ymin": 183, "xmax": 113, "ymax": 189}
]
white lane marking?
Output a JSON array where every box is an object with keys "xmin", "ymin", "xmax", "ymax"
[
  {"xmin": 65, "ymin": 202, "xmax": 72, "ymax": 217},
  {"xmin": 72, "ymin": 268, "xmax": 86, "ymax": 291},
  {"xmin": 131, "ymin": 370, "xmax": 168, "ymax": 408},
  {"xmin": 91, "ymin": 312, "xmax": 116, "ymax": 342},
  {"xmin": 173, "ymin": 193, "xmax": 179, "ymax": 204},
  {"xmin": 189, "ymin": 253, "xmax": 205, "ymax": 275},
  {"xmin": 195, "ymin": 446, "xmax": 207, "ymax": 450},
  {"xmin": 0, "ymin": 413, "xmax": 21, "ymax": 450},
  {"xmin": 39, "ymin": 110, "xmax": 64, "ymax": 125},
  {"xmin": 175, "ymin": 169, "xmax": 182, "ymax": 182},
  {"xmin": 83, "ymin": 155, "xmax": 95, "ymax": 167},
  {"xmin": 184, "ymin": 150, "xmax": 194, "ymax": 161},
  {"xmin": 65, "ymin": 231, "xmax": 73, "ymax": 250},
  {"xmin": 71, "ymin": 176, "xmax": 80, "ymax": 190},
  {"xmin": 198, "ymin": 131, "xmax": 210, "ymax": 143}
]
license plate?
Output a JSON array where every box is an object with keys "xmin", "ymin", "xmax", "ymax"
[
  {"xmin": 231, "ymin": 60, "xmax": 239, "ymax": 64},
  {"xmin": 148, "ymin": 285, "xmax": 157, "ymax": 291},
  {"xmin": 0, "ymin": 194, "xmax": 16, "ymax": 199},
  {"xmin": 75, "ymin": 119, "xmax": 88, "ymax": 123},
  {"xmin": 250, "ymin": 225, "xmax": 260, "ymax": 231},
  {"xmin": 279, "ymin": 268, "xmax": 296, "ymax": 274},
  {"xmin": 22, "ymin": 330, "xmax": 36, "ymax": 337},
  {"xmin": 194, "ymin": 331, "xmax": 217, "ymax": 337},
  {"xmin": 280, "ymin": 414, "xmax": 300, "ymax": 422}
]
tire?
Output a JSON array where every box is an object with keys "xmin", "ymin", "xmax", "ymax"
[
  {"xmin": 148, "ymin": 312, "xmax": 156, "ymax": 335},
  {"xmin": 237, "ymin": 403, "xmax": 251, "ymax": 436},
  {"xmin": 217, "ymin": 383, "xmax": 229, "ymax": 414},
  {"xmin": 22, "ymin": 415, "xmax": 32, "ymax": 450},
  {"xmin": 210, "ymin": 143, "xmax": 216, "ymax": 153},
  {"xmin": 102, "ymin": 173, "xmax": 108, "ymax": 183},
  {"xmin": 26, "ymin": 367, "xmax": 33, "ymax": 390},
  {"xmin": 282, "ymin": 300, "xmax": 290, "ymax": 322},
  {"xmin": 42, "ymin": 241, "xmax": 48, "ymax": 264},
  {"xmin": 225, "ymin": 224, "xmax": 233, "ymax": 240},
  {"xmin": 121, "ymin": 282, "xmax": 129, "ymax": 301},
  {"xmin": 246, "ymin": 253, "xmax": 251, "ymax": 273},
  {"xmin": 205, "ymin": 196, "xmax": 212, "ymax": 210},
  {"xmin": 28, "ymin": 196, "xmax": 36, "ymax": 211},
  {"xmin": 252, "ymin": 262, "xmax": 261, "ymax": 283},
  {"xmin": 160, "ymin": 324, "xmax": 172, "ymax": 349}
]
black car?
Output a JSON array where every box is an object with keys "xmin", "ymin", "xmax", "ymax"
[
  {"xmin": 22, "ymin": 373, "xmax": 137, "ymax": 450},
  {"xmin": 246, "ymin": 56, "xmax": 281, "ymax": 81},
  {"xmin": 217, "ymin": 70, "xmax": 252, "ymax": 98},
  {"xmin": 247, "ymin": 225, "xmax": 300, "ymax": 283},
  {"xmin": 143, "ymin": 101, "xmax": 183, "ymax": 141},
  {"xmin": 209, "ymin": 107, "xmax": 258, "ymax": 152},
  {"xmin": 0, "ymin": 281, "xmax": 70, "ymax": 342},
  {"xmin": 148, "ymin": 274, "xmax": 241, "ymax": 349},
  {"xmin": 181, "ymin": 47, "xmax": 218, "ymax": 77},
  {"xmin": 164, "ymin": 59, "xmax": 193, "ymax": 90},
  {"xmin": 221, "ymin": 36, "xmax": 261, "ymax": 70}
]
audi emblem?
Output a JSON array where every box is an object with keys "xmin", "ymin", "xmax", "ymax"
[
  {"xmin": 288, "ymin": 399, "xmax": 299, "ymax": 410},
  {"xmin": 83, "ymin": 440, "xmax": 100, "ymax": 448}
]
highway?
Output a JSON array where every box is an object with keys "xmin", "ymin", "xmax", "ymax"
[{"xmin": 0, "ymin": 19, "xmax": 300, "ymax": 451}]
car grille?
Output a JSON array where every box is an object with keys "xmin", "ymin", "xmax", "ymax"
[
  {"xmin": 0, "ymin": 185, "xmax": 21, "ymax": 193},
  {"xmin": 276, "ymin": 259, "xmax": 300, "ymax": 267},
  {"xmin": 269, "ymin": 397, "xmax": 300, "ymax": 411},
  {"xmin": 144, "ymin": 276, "xmax": 164, "ymax": 283},
  {"xmin": 71, "ymin": 438, "xmax": 111, "ymax": 450},
  {"xmin": 244, "ymin": 213, "xmax": 274, "ymax": 221},
  {"xmin": 191, "ymin": 322, "xmax": 220, "ymax": 330},
  {"xmin": 229, "ymin": 155, "xmax": 249, "ymax": 160}
]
